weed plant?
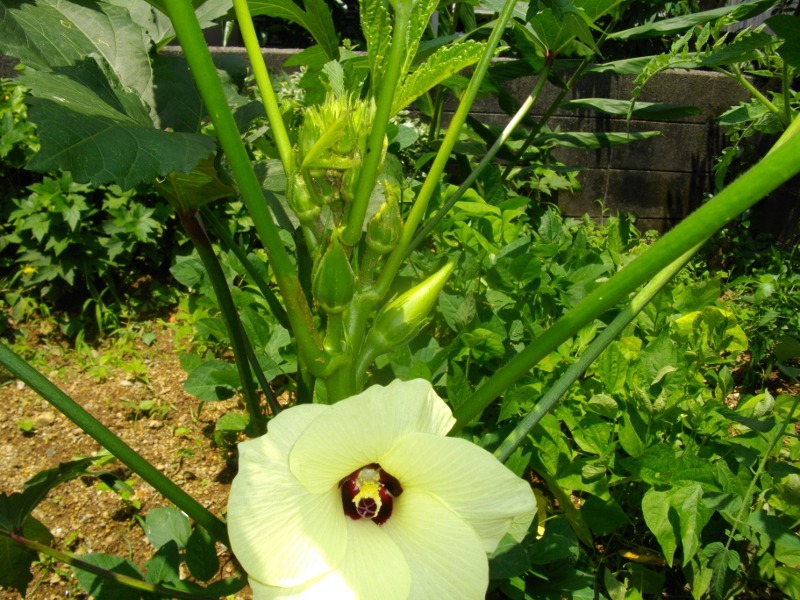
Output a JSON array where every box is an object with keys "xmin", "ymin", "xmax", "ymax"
[{"xmin": 0, "ymin": 79, "xmax": 184, "ymax": 337}]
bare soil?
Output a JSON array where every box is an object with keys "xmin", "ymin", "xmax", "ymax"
[{"xmin": 0, "ymin": 319, "xmax": 251, "ymax": 599}]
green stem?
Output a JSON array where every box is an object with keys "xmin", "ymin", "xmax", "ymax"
[
  {"xmin": 729, "ymin": 64, "xmax": 787, "ymax": 127},
  {"xmin": 452, "ymin": 125, "xmax": 800, "ymax": 431},
  {"xmin": 0, "ymin": 344, "xmax": 229, "ymax": 546},
  {"xmin": 428, "ymin": 88, "xmax": 446, "ymax": 141},
  {"xmin": 782, "ymin": 61, "xmax": 792, "ymax": 127},
  {"xmin": 724, "ymin": 394, "xmax": 800, "ymax": 552},
  {"xmin": 4, "ymin": 530, "xmax": 216, "ymax": 600},
  {"xmin": 408, "ymin": 61, "xmax": 552, "ymax": 255},
  {"xmin": 163, "ymin": 0, "xmax": 327, "ymax": 375},
  {"xmin": 197, "ymin": 211, "xmax": 284, "ymax": 415},
  {"xmin": 181, "ymin": 211, "xmax": 268, "ymax": 434},
  {"xmin": 231, "ymin": 0, "xmax": 294, "ymax": 174},
  {"xmin": 240, "ymin": 328, "xmax": 283, "ymax": 416},
  {"xmin": 501, "ymin": 57, "xmax": 587, "ymax": 180},
  {"xmin": 493, "ymin": 245, "xmax": 699, "ymax": 462},
  {"xmin": 769, "ymin": 107, "xmax": 800, "ymax": 154},
  {"xmin": 201, "ymin": 207, "xmax": 290, "ymax": 331},
  {"xmin": 341, "ymin": 3, "xmax": 411, "ymax": 247},
  {"xmin": 322, "ymin": 313, "xmax": 354, "ymax": 402},
  {"xmin": 344, "ymin": 293, "xmax": 375, "ymax": 371},
  {"xmin": 372, "ymin": 0, "xmax": 519, "ymax": 298}
]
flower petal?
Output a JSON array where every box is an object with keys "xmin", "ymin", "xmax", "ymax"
[
  {"xmin": 264, "ymin": 403, "xmax": 330, "ymax": 453},
  {"xmin": 381, "ymin": 433, "xmax": 537, "ymax": 552},
  {"xmin": 382, "ymin": 489, "xmax": 489, "ymax": 599},
  {"xmin": 227, "ymin": 404, "xmax": 346, "ymax": 587},
  {"xmin": 289, "ymin": 379, "xmax": 455, "ymax": 493},
  {"xmin": 248, "ymin": 519, "xmax": 411, "ymax": 600}
]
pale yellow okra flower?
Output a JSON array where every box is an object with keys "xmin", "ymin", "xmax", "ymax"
[{"xmin": 227, "ymin": 379, "xmax": 536, "ymax": 599}]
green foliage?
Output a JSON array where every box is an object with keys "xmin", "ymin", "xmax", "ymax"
[
  {"xmin": 1, "ymin": 0, "xmax": 799, "ymax": 598},
  {"xmin": 0, "ymin": 78, "xmax": 190, "ymax": 334},
  {"xmin": 376, "ymin": 201, "xmax": 799, "ymax": 598},
  {"xmin": 716, "ymin": 227, "xmax": 800, "ymax": 389},
  {"xmin": 621, "ymin": 10, "xmax": 799, "ymax": 189},
  {"xmin": 249, "ymin": 0, "xmax": 340, "ymax": 61},
  {"xmin": 0, "ymin": 0, "xmax": 216, "ymax": 189},
  {"xmin": 0, "ymin": 167, "xmax": 179, "ymax": 333},
  {"xmin": 0, "ymin": 78, "xmax": 38, "ymax": 167}
]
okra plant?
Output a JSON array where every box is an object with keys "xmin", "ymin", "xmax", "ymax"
[{"xmin": 1, "ymin": 0, "xmax": 799, "ymax": 597}]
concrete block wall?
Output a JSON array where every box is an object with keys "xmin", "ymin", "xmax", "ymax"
[{"xmin": 446, "ymin": 68, "xmax": 753, "ymax": 232}]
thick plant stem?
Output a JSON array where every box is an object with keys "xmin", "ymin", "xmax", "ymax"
[
  {"xmin": 372, "ymin": 0, "xmax": 519, "ymax": 299},
  {"xmin": 408, "ymin": 61, "xmax": 552, "ymax": 255},
  {"xmin": 181, "ymin": 210, "xmax": 269, "ymax": 433},
  {"xmin": 163, "ymin": 0, "xmax": 327, "ymax": 375},
  {"xmin": 493, "ymin": 245, "xmax": 699, "ymax": 461},
  {"xmin": 3, "ymin": 530, "xmax": 217, "ymax": 599},
  {"xmin": 232, "ymin": 0, "xmax": 294, "ymax": 174},
  {"xmin": 452, "ymin": 125, "xmax": 800, "ymax": 430},
  {"xmin": 0, "ymin": 344, "xmax": 230, "ymax": 546},
  {"xmin": 341, "ymin": 3, "xmax": 411, "ymax": 247}
]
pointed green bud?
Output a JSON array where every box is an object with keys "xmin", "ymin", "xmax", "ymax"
[
  {"xmin": 365, "ymin": 263, "xmax": 454, "ymax": 352},
  {"xmin": 366, "ymin": 183, "xmax": 403, "ymax": 255},
  {"xmin": 312, "ymin": 232, "xmax": 356, "ymax": 314},
  {"xmin": 341, "ymin": 165, "xmax": 359, "ymax": 205},
  {"xmin": 288, "ymin": 172, "xmax": 321, "ymax": 224}
]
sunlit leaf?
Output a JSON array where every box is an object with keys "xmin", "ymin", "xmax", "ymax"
[
  {"xmin": 144, "ymin": 507, "xmax": 191, "ymax": 549},
  {"xmin": 401, "ymin": 0, "xmax": 439, "ymax": 77},
  {"xmin": 698, "ymin": 30, "xmax": 774, "ymax": 67},
  {"xmin": 393, "ymin": 41, "xmax": 486, "ymax": 115},
  {"xmin": 642, "ymin": 489, "xmax": 677, "ymax": 566},
  {"xmin": 0, "ymin": 0, "xmax": 155, "ymax": 111},
  {"xmin": 72, "ymin": 554, "xmax": 145, "ymax": 600},
  {"xmin": 360, "ymin": 0, "xmax": 392, "ymax": 83},
  {"xmin": 25, "ymin": 78, "xmax": 213, "ymax": 188},
  {"xmin": 185, "ymin": 525, "xmax": 220, "ymax": 582},
  {"xmin": 183, "ymin": 359, "xmax": 241, "ymax": 401}
]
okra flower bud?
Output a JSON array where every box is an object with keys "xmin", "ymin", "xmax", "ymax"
[
  {"xmin": 296, "ymin": 94, "xmax": 384, "ymax": 209},
  {"xmin": 365, "ymin": 263, "xmax": 455, "ymax": 352},
  {"xmin": 366, "ymin": 182, "xmax": 403, "ymax": 255},
  {"xmin": 288, "ymin": 172, "xmax": 320, "ymax": 224},
  {"xmin": 312, "ymin": 232, "xmax": 356, "ymax": 315}
]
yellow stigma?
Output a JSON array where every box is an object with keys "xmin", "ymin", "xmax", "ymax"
[{"xmin": 352, "ymin": 469, "xmax": 383, "ymax": 518}]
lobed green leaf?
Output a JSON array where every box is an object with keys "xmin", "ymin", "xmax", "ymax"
[
  {"xmin": 359, "ymin": 0, "xmax": 392, "ymax": 84},
  {"xmin": 392, "ymin": 40, "xmax": 486, "ymax": 115}
]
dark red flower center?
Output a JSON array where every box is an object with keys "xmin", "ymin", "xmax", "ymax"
[{"xmin": 339, "ymin": 463, "xmax": 403, "ymax": 525}]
